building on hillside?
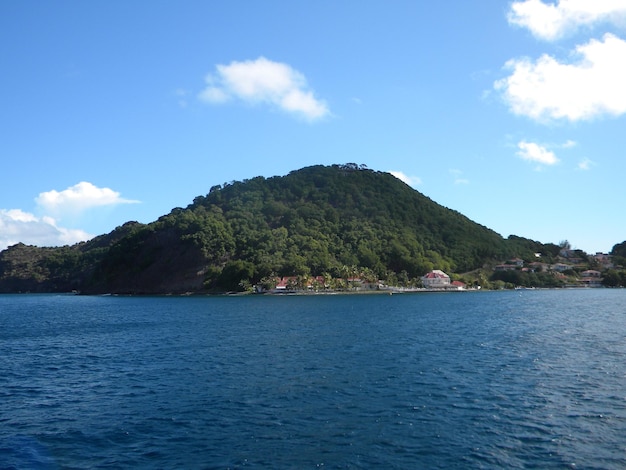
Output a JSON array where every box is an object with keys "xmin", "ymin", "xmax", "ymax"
[
  {"xmin": 559, "ymin": 248, "xmax": 577, "ymax": 258},
  {"xmin": 593, "ymin": 253, "xmax": 614, "ymax": 268},
  {"xmin": 551, "ymin": 263, "xmax": 572, "ymax": 273},
  {"xmin": 558, "ymin": 249, "xmax": 583, "ymax": 264},
  {"xmin": 580, "ymin": 270, "xmax": 603, "ymax": 287},
  {"xmin": 581, "ymin": 270, "xmax": 601, "ymax": 278},
  {"xmin": 528, "ymin": 262, "xmax": 548, "ymax": 272},
  {"xmin": 421, "ymin": 270, "xmax": 451, "ymax": 288}
]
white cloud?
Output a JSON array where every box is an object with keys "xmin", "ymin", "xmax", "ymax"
[
  {"xmin": 0, "ymin": 182, "xmax": 138, "ymax": 252},
  {"xmin": 389, "ymin": 171, "xmax": 422, "ymax": 187},
  {"xmin": 509, "ymin": 0, "xmax": 626, "ymax": 40},
  {"xmin": 495, "ymin": 33, "xmax": 626, "ymax": 121},
  {"xmin": 577, "ymin": 158, "xmax": 595, "ymax": 170},
  {"xmin": 36, "ymin": 182, "xmax": 139, "ymax": 218},
  {"xmin": 0, "ymin": 209, "xmax": 92, "ymax": 251},
  {"xmin": 199, "ymin": 56, "xmax": 330, "ymax": 121},
  {"xmin": 517, "ymin": 141, "xmax": 560, "ymax": 165}
]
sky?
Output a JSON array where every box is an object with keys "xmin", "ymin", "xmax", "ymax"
[{"xmin": 2, "ymin": 0, "xmax": 626, "ymax": 254}]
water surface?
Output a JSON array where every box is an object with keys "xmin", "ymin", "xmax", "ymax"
[{"xmin": 1, "ymin": 290, "xmax": 625, "ymax": 468}]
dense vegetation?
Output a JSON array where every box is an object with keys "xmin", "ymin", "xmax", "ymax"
[
  {"xmin": 183, "ymin": 164, "xmax": 513, "ymax": 287},
  {"xmin": 600, "ymin": 241, "xmax": 626, "ymax": 287},
  {"xmin": 611, "ymin": 241, "xmax": 626, "ymax": 266},
  {"xmin": 0, "ymin": 164, "xmax": 623, "ymax": 293}
]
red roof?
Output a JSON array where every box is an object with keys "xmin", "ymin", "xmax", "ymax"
[{"xmin": 423, "ymin": 270, "xmax": 449, "ymax": 279}]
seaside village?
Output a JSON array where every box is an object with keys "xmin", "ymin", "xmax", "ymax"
[
  {"xmin": 254, "ymin": 248, "xmax": 616, "ymax": 293},
  {"xmin": 492, "ymin": 249, "xmax": 613, "ymax": 288}
]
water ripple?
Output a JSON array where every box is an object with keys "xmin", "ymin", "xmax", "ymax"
[{"xmin": 1, "ymin": 290, "xmax": 626, "ymax": 468}]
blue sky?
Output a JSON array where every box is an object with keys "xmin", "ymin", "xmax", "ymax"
[{"xmin": 2, "ymin": 0, "xmax": 626, "ymax": 254}]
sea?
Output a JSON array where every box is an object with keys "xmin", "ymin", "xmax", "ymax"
[{"xmin": 1, "ymin": 289, "xmax": 626, "ymax": 469}]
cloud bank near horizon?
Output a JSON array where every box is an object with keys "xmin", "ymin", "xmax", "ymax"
[
  {"xmin": 199, "ymin": 56, "xmax": 330, "ymax": 121},
  {"xmin": 0, "ymin": 182, "xmax": 140, "ymax": 251},
  {"xmin": 0, "ymin": 209, "xmax": 92, "ymax": 251}
]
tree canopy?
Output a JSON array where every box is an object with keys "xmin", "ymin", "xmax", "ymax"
[{"xmin": 0, "ymin": 164, "xmax": 570, "ymax": 294}]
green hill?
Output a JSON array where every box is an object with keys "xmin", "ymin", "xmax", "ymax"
[{"xmin": 0, "ymin": 164, "xmax": 555, "ymax": 294}]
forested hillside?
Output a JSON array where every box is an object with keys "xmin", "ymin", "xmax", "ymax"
[{"xmin": 0, "ymin": 164, "xmax": 564, "ymax": 294}]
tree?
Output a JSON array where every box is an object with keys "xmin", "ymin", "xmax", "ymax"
[
  {"xmin": 602, "ymin": 270, "xmax": 622, "ymax": 287},
  {"xmin": 217, "ymin": 260, "xmax": 255, "ymax": 291}
]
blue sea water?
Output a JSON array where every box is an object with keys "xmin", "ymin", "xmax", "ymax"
[{"xmin": 1, "ymin": 289, "xmax": 626, "ymax": 469}]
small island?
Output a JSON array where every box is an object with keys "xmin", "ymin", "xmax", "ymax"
[{"xmin": 1, "ymin": 164, "xmax": 625, "ymax": 295}]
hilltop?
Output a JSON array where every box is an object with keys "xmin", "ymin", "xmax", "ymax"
[{"xmin": 0, "ymin": 164, "xmax": 596, "ymax": 294}]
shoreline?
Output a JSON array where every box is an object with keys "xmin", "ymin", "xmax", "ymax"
[{"xmin": 4, "ymin": 286, "xmax": 618, "ymax": 297}]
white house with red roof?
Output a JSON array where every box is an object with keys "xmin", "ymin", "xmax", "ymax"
[{"xmin": 421, "ymin": 270, "xmax": 451, "ymax": 288}]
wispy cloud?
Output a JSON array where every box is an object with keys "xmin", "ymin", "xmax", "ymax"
[
  {"xmin": 389, "ymin": 171, "xmax": 422, "ymax": 187},
  {"xmin": 199, "ymin": 56, "xmax": 330, "ymax": 121},
  {"xmin": 36, "ymin": 182, "xmax": 139, "ymax": 219},
  {"xmin": 175, "ymin": 88, "xmax": 190, "ymax": 108},
  {"xmin": 0, "ymin": 209, "xmax": 92, "ymax": 251},
  {"xmin": 577, "ymin": 158, "xmax": 595, "ymax": 170},
  {"xmin": 508, "ymin": 0, "xmax": 626, "ymax": 41},
  {"xmin": 516, "ymin": 141, "xmax": 560, "ymax": 166},
  {"xmin": 449, "ymin": 169, "xmax": 469, "ymax": 185},
  {"xmin": 495, "ymin": 34, "xmax": 626, "ymax": 122}
]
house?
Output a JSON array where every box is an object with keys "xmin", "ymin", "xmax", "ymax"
[
  {"xmin": 593, "ymin": 253, "xmax": 614, "ymax": 268},
  {"xmin": 421, "ymin": 270, "xmax": 451, "ymax": 288},
  {"xmin": 551, "ymin": 263, "xmax": 572, "ymax": 273},
  {"xmin": 559, "ymin": 249, "xmax": 577, "ymax": 259},
  {"xmin": 273, "ymin": 276, "xmax": 295, "ymax": 291},
  {"xmin": 558, "ymin": 249, "xmax": 582, "ymax": 264},
  {"xmin": 309, "ymin": 276, "xmax": 329, "ymax": 291},
  {"xmin": 581, "ymin": 270, "xmax": 601, "ymax": 278},
  {"xmin": 451, "ymin": 280, "xmax": 466, "ymax": 290},
  {"xmin": 580, "ymin": 270, "xmax": 602, "ymax": 287},
  {"xmin": 528, "ymin": 262, "xmax": 548, "ymax": 272}
]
